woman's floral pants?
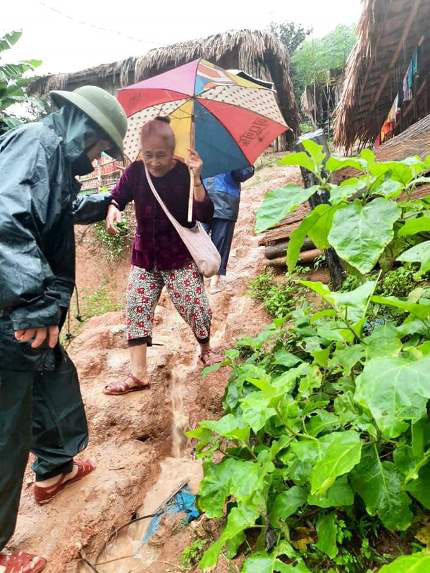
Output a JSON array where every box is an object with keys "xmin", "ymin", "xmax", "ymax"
[{"xmin": 126, "ymin": 261, "xmax": 212, "ymax": 346}]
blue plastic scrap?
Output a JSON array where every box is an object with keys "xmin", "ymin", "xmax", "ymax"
[{"xmin": 143, "ymin": 485, "xmax": 200, "ymax": 543}]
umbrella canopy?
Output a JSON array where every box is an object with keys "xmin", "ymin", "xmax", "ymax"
[{"xmin": 117, "ymin": 58, "xmax": 289, "ymax": 178}]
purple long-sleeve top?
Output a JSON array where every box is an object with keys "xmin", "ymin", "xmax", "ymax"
[{"xmin": 111, "ymin": 160, "xmax": 214, "ymax": 271}]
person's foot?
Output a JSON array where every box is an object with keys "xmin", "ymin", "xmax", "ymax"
[
  {"xmin": 104, "ymin": 373, "xmax": 150, "ymax": 395},
  {"xmin": 199, "ymin": 346, "xmax": 225, "ymax": 366},
  {"xmin": 33, "ymin": 459, "xmax": 95, "ymax": 505},
  {"xmin": 210, "ymin": 275, "xmax": 221, "ymax": 293},
  {"xmin": 0, "ymin": 550, "xmax": 47, "ymax": 572}
]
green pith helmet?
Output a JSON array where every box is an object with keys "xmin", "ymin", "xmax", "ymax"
[{"xmin": 50, "ymin": 85, "xmax": 128, "ymax": 157}]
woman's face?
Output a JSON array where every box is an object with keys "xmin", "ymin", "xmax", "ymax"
[{"xmin": 141, "ymin": 135, "xmax": 175, "ymax": 177}]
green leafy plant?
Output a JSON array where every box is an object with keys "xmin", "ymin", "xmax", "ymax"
[
  {"xmin": 189, "ymin": 272, "xmax": 430, "ymax": 571},
  {"xmin": 181, "ymin": 539, "xmax": 208, "ymax": 570},
  {"xmin": 94, "ymin": 210, "xmax": 129, "ymax": 259},
  {"xmin": 187, "ymin": 144, "xmax": 430, "ymax": 571},
  {"xmin": 249, "ymin": 271, "xmax": 306, "ymax": 318},
  {"xmin": 256, "ymin": 142, "xmax": 430, "ymax": 282},
  {"xmin": 378, "ymin": 267, "xmax": 419, "ymax": 298},
  {"xmin": 0, "ymin": 31, "xmax": 42, "ymax": 133},
  {"xmin": 81, "ymin": 284, "xmax": 121, "ymax": 320}
]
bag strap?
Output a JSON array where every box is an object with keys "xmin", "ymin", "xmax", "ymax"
[{"xmin": 144, "ymin": 164, "xmax": 187, "ymax": 236}]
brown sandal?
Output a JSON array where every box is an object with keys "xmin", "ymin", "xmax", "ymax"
[
  {"xmin": 0, "ymin": 551, "xmax": 47, "ymax": 573},
  {"xmin": 104, "ymin": 374, "xmax": 150, "ymax": 396},
  {"xmin": 33, "ymin": 459, "xmax": 95, "ymax": 505}
]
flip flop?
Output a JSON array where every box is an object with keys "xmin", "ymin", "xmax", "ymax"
[
  {"xmin": 33, "ymin": 459, "xmax": 95, "ymax": 506},
  {"xmin": 0, "ymin": 551, "xmax": 46, "ymax": 572},
  {"xmin": 104, "ymin": 374, "xmax": 150, "ymax": 396}
]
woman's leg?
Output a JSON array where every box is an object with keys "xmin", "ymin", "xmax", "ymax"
[
  {"xmin": 163, "ymin": 263, "xmax": 223, "ymax": 365},
  {"xmin": 162, "ymin": 262, "xmax": 211, "ymax": 344},
  {"xmin": 104, "ymin": 267, "xmax": 163, "ymax": 394}
]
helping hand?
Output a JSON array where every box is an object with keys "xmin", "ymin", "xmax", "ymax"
[
  {"xmin": 106, "ymin": 204, "xmax": 122, "ymax": 236},
  {"xmin": 186, "ymin": 148, "xmax": 203, "ymax": 177},
  {"xmin": 15, "ymin": 325, "xmax": 59, "ymax": 349}
]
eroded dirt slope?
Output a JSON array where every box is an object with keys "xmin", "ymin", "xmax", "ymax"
[{"xmin": 10, "ymin": 164, "xmax": 301, "ymax": 572}]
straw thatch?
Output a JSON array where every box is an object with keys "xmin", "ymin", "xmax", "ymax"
[
  {"xmin": 334, "ymin": 0, "xmax": 430, "ymax": 150},
  {"xmin": 375, "ymin": 112, "xmax": 430, "ymax": 160},
  {"xmin": 29, "ymin": 29, "xmax": 299, "ymax": 142}
]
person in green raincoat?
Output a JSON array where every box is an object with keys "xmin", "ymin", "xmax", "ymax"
[{"xmin": 0, "ymin": 86, "xmax": 127, "ymax": 573}]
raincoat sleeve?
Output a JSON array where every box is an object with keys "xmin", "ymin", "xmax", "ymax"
[
  {"xmin": 72, "ymin": 192, "xmax": 112, "ymax": 224},
  {"xmin": 0, "ymin": 134, "xmax": 61, "ymax": 331}
]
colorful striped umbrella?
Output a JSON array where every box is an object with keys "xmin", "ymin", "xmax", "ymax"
[{"xmin": 117, "ymin": 58, "xmax": 289, "ymax": 179}]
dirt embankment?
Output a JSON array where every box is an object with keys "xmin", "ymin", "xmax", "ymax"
[{"xmin": 10, "ymin": 164, "xmax": 301, "ymax": 572}]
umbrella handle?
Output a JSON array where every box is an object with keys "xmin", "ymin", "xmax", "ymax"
[
  {"xmin": 188, "ymin": 116, "xmax": 195, "ymax": 223},
  {"xmin": 187, "ymin": 167, "xmax": 194, "ymax": 223}
]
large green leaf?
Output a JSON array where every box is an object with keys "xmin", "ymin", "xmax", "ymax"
[
  {"xmin": 200, "ymin": 503, "xmax": 260, "ymax": 569},
  {"xmin": 278, "ymin": 151, "xmax": 315, "ymax": 172},
  {"xmin": 365, "ymin": 323, "xmax": 402, "ymax": 359},
  {"xmin": 399, "ymin": 216, "xmax": 430, "ymax": 237},
  {"xmin": 273, "ymin": 350, "xmax": 302, "ymax": 368},
  {"xmin": 270, "ymin": 486, "xmax": 307, "ymax": 527},
  {"xmin": 285, "ymin": 439, "xmax": 320, "ymax": 484},
  {"xmin": 311, "ymin": 430, "xmax": 362, "ymax": 495},
  {"xmin": 397, "ymin": 241, "xmax": 430, "ymax": 275},
  {"xmin": 0, "ymin": 31, "xmax": 22, "ymax": 52},
  {"xmin": 330, "ymin": 344, "xmax": 365, "ymax": 374},
  {"xmin": 368, "ymin": 160, "xmax": 415, "ymax": 186},
  {"xmin": 287, "ymin": 205, "xmax": 331, "ymax": 272},
  {"xmin": 241, "ymin": 393, "xmax": 277, "ymax": 432},
  {"xmin": 307, "ymin": 410, "xmax": 340, "ymax": 436},
  {"xmin": 355, "ymin": 356, "xmax": 430, "ymax": 438},
  {"xmin": 255, "ymin": 185, "xmax": 319, "ymax": 233},
  {"xmin": 406, "ymin": 463, "xmax": 430, "ymax": 509},
  {"xmin": 315, "ymin": 512, "xmax": 338, "ymax": 558},
  {"xmin": 379, "ymin": 553, "xmax": 430, "ymax": 572},
  {"xmin": 308, "ymin": 475, "xmax": 354, "ymax": 508},
  {"xmin": 201, "ymin": 414, "xmax": 250, "ymax": 443},
  {"xmin": 307, "ymin": 205, "xmax": 338, "ymax": 249},
  {"xmin": 374, "ymin": 179, "xmax": 404, "ymax": 199},
  {"xmin": 300, "ymin": 280, "xmax": 376, "ymax": 323},
  {"xmin": 198, "ymin": 458, "xmax": 262, "ymax": 518},
  {"xmin": 328, "ymin": 198, "xmax": 401, "ymax": 273},
  {"xmin": 242, "ymin": 552, "xmax": 310, "ymax": 573},
  {"xmin": 329, "ymin": 177, "xmax": 369, "ymax": 204},
  {"xmin": 302, "ymin": 139, "xmax": 326, "ymax": 171},
  {"xmin": 372, "ymin": 295, "xmax": 430, "ymax": 320},
  {"xmin": 350, "ymin": 445, "xmax": 413, "ymax": 531},
  {"xmin": 325, "ymin": 156, "xmax": 367, "ymax": 174}
]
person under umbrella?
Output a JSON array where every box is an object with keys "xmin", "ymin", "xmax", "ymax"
[{"xmin": 203, "ymin": 166, "xmax": 255, "ymax": 292}]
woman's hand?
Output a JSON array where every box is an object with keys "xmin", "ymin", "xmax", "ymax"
[
  {"xmin": 186, "ymin": 148, "xmax": 203, "ymax": 178},
  {"xmin": 106, "ymin": 204, "xmax": 122, "ymax": 235}
]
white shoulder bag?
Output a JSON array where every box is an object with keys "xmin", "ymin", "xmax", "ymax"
[{"xmin": 144, "ymin": 164, "xmax": 221, "ymax": 278}]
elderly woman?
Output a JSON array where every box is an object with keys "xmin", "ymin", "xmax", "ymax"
[{"xmin": 104, "ymin": 117, "xmax": 221, "ymax": 395}]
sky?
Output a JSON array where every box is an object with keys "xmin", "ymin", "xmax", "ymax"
[{"xmin": 1, "ymin": 0, "xmax": 363, "ymax": 75}]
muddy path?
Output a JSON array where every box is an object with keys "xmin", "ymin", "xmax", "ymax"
[{"xmin": 10, "ymin": 164, "xmax": 301, "ymax": 572}]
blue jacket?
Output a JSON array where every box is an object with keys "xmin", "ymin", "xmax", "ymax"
[{"xmin": 203, "ymin": 167, "xmax": 254, "ymax": 221}]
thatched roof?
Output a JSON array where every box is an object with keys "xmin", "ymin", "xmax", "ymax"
[
  {"xmin": 334, "ymin": 0, "xmax": 430, "ymax": 150},
  {"xmin": 29, "ymin": 29, "xmax": 299, "ymax": 141},
  {"xmin": 375, "ymin": 112, "xmax": 430, "ymax": 160}
]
